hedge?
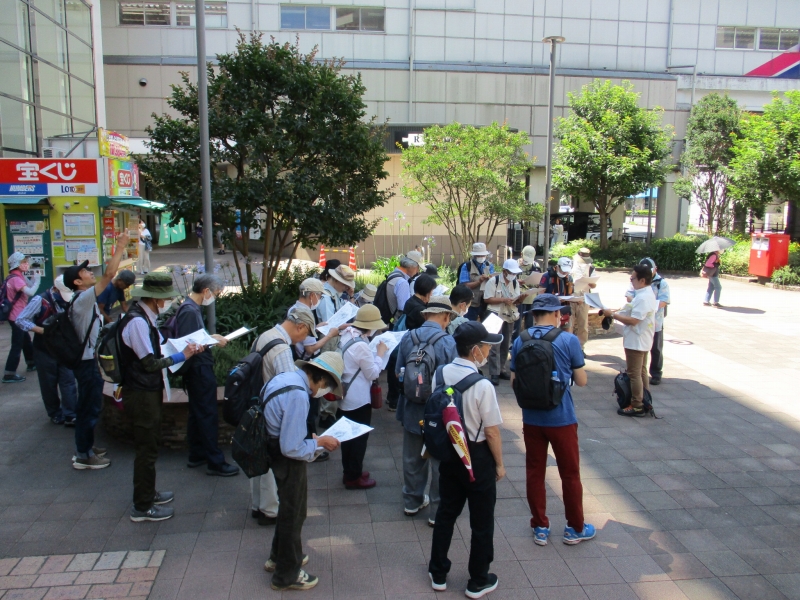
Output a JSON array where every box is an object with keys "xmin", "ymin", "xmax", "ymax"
[{"xmin": 549, "ymin": 235, "xmax": 707, "ymax": 271}]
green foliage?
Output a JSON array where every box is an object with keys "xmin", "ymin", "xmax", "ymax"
[
  {"xmin": 771, "ymin": 266, "xmax": 800, "ymax": 286},
  {"xmin": 211, "ymin": 339, "xmax": 252, "ymax": 385},
  {"xmin": 139, "ymin": 34, "xmax": 391, "ymax": 289},
  {"xmin": 789, "ymin": 242, "xmax": 800, "ymax": 269},
  {"xmin": 718, "ymin": 240, "xmax": 751, "ymax": 276},
  {"xmin": 371, "ymin": 255, "xmax": 402, "ymax": 278},
  {"xmin": 549, "ymin": 235, "xmax": 707, "ymax": 271},
  {"xmin": 675, "ymin": 94, "xmax": 741, "ymax": 235},
  {"xmin": 355, "ymin": 270, "xmax": 384, "ymax": 292},
  {"xmin": 553, "ymin": 80, "xmax": 674, "ymax": 249},
  {"xmin": 436, "ymin": 264, "xmax": 458, "ymax": 292},
  {"xmin": 401, "ymin": 122, "xmax": 536, "ymax": 261}
]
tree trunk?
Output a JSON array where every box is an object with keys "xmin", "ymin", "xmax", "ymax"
[
  {"xmin": 598, "ymin": 197, "xmax": 610, "ymax": 250},
  {"xmin": 732, "ymin": 203, "xmax": 747, "ymax": 235},
  {"xmin": 260, "ymin": 208, "xmax": 273, "ymax": 293},
  {"xmin": 229, "ymin": 231, "xmax": 245, "ymax": 289}
]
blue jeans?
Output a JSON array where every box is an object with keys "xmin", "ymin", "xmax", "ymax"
[
  {"xmin": 73, "ymin": 358, "xmax": 104, "ymax": 457},
  {"xmin": 704, "ymin": 277, "xmax": 721, "ymax": 304},
  {"xmin": 4, "ymin": 320, "xmax": 33, "ymax": 375},
  {"xmin": 33, "ymin": 345, "xmax": 77, "ymax": 419}
]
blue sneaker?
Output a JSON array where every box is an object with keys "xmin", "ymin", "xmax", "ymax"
[
  {"xmin": 563, "ymin": 523, "xmax": 596, "ymax": 545},
  {"xmin": 533, "ymin": 526, "xmax": 550, "ymax": 546}
]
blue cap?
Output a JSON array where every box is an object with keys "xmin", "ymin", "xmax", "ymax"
[{"xmin": 532, "ymin": 293, "xmax": 562, "ymax": 312}]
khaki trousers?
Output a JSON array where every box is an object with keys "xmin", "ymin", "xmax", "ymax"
[
  {"xmin": 624, "ymin": 349, "xmax": 649, "ymax": 409},
  {"xmin": 572, "ymin": 301, "xmax": 589, "ymax": 349}
]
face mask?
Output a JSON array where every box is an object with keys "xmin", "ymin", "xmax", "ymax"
[
  {"xmin": 158, "ymin": 300, "xmax": 173, "ymax": 314},
  {"xmin": 458, "ymin": 305, "xmax": 468, "ymax": 317},
  {"xmin": 310, "ymin": 296, "xmax": 321, "ymax": 310},
  {"xmin": 474, "ymin": 257, "xmax": 485, "ymax": 264},
  {"xmin": 557, "ymin": 271, "xmax": 566, "ymax": 279},
  {"xmin": 202, "ymin": 292, "xmax": 215, "ymax": 306},
  {"xmin": 313, "ymin": 386, "xmax": 332, "ymax": 398},
  {"xmin": 506, "ymin": 274, "xmax": 516, "ymax": 282},
  {"xmin": 472, "ymin": 346, "xmax": 488, "ymax": 368}
]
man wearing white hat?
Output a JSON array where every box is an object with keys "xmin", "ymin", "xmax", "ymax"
[
  {"xmin": 516, "ymin": 246, "xmax": 542, "ymax": 335},
  {"xmin": 288, "ymin": 278, "xmax": 341, "ymax": 360},
  {"xmin": 483, "ymin": 259, "xmax": 522, "ymax": 385},
  {"xmin": 458, "ymin": 243, "xmax": 495, "ymax": 321}
]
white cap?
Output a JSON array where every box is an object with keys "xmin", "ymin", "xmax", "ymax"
[
  {"xmin": 557, "ymin": 257, "xmax": 573, "ymax": 273},
  {"xmin": 470, "ymin": 242, "xmax": 489, "ymax": 256},
  {"xmin": 53, "ymin": 275, "xmax": 74, "ymax": 302},
  {"xmin": 521, "ymin": 245, "xmax": 536, "ymax": 265},
  {"xmin": 502, "ymin": 258, "xmax": 522, "ymax": 274}
]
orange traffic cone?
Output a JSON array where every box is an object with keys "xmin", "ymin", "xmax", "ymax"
[
  {"xmin": 319, "ymin": 245, "xmax": 327, "ymax": 269},
  {"xmin": 348, "ymin": 247, "xmax": 357, "ymax": 271}
]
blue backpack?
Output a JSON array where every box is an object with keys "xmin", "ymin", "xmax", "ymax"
[{"xmin": 422, "ymin": 365, "xmax": 484, "ymax": 463}]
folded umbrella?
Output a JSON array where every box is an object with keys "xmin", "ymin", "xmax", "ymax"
[
  {"xmin": 696, "ymin": 236, "xmax": 736, "ymax": 254},
  {"xmin": 442, "ymin": 400, "xmax": 475, "ymax": 482}
]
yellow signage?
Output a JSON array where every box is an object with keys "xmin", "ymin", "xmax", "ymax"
[{"xmin": 98, "ymin": 128, "xmax": 130, "ymax": 158}]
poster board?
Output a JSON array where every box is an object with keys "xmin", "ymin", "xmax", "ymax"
[
  {"xmin": 63, "ymin": 213, "xmax": 96, "ymax": 237},
  {"xmin": 65, "ymin": 238, "xmax": 98, "ymax": 261}
]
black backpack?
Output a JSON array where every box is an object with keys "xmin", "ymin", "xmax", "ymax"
[
  {"xmin": 423, "ymin": 366, "xmax": 484, "ymax": 463},
  {"xmin": 511, "ymin": 328, "xmax": 565, "ymax": 411},
  {"xmin": 42, "ymin": 294, "xmax": 99, "ymax": 370},
  {"xmin": 96, "ymin": 315, "xmax": 125, "ymax": 384},
  {"xmin": 403, "ymin": 329, "xmax": 447, "ymax": 404},
  {"xmin": 222, "ymin": 338, "xmax": 287, "ymax": 426},
  {"xmin": 373, "ymin": 271, "xmax": 405, "ymax": 324},
  {"xmin": 231, "ymin": 384, "xmax": 303, "ymax": 478},
  {"xmin": 614, "ymin": 372, "xmax": 659, "ymax": 418}
]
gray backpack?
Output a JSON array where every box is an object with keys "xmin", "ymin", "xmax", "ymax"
[{"xmin": 403, "ymin": 329, "xmax": 447, "ymax": 404}]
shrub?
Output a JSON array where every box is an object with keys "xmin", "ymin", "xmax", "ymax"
[
  {"xmin": 371, "ymin": 255, "xmax": 402, "ymax": 278},
  {"xmin": 719, "ymin": 240, "xmax": 751, "ymax": 276},
  {"xmin": 789, "ymin": 242, "xmax": 800, "ymax": 269},
  {"xmin": 771, "ymin": 266, "xmax": 800, "ymax": 286}
]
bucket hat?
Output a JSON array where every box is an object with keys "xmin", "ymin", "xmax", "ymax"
[
  {"xmin": 359, "ymin": 284, "xmax": 377, "ymax": 302},
  {"xmin": 406, "ymin": 250, "xmax": 424, "ymax": 268},
  {"xmin": 295, "ymin": 351, "xmax": 344, "ymax": 398},
  {"xmin": 130, "ymin": 272, "xmax": 179, "ymax": 299},
  {"xmin": 328, "ymin": 265, "xmax": 356, "ymax": 288},
  {"xmin": 470, "ymin": 242, "xmax": 489, "ymax": 256},
  {"xmin": 421, "ymin": 295, "xmax": 458, "ymax": 319},
  {"xmin": 352, "ymin": 304, "xmax": 386, "ymax": 331}
]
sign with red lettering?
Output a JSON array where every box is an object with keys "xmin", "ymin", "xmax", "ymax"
[
  {"xmin": 0, "ymin": 158, "xmax": 100, "ymax": 196},
  {"xmin": 107, "ymin": 159, "xmax": 139, "ymax": 197}
]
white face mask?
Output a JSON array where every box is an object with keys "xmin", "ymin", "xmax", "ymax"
[
  {"xmin": 472, "ymin": 346, "xmax": 488, "ymax": 368},
  {"xmin": 309, "ymin": 294, "xmax": 321, "ymax": 310},
  {"xmin": 313, "ymin": 386, "xmax": 332, "ymax": 398},
  {"xmin": 158, "ymin": 300, "xmax": 173, "ymax": 314},
  {"xmin": 506, "ymin": 274, "xmax": 516, "ymax": 282},
  {"xmin": 458, "ymin": 304, "xmax": 468, "ymax": 318},
  {"xmin": 474, "ymin": 256, "xmax": 485, "ymax": 264},
  {"xmin": 202, "ymin": 292, "xmax": 215, "ymax": 306},
  {"xmin": 557, "ymin": 271, "xmax": 567, "ymax": 279}
]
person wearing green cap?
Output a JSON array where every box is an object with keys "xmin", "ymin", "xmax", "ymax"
[{"xmin": 120, "ymin": 272, "xmax": 203, "ymax": 522}]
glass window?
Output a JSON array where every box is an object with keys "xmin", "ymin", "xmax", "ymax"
[
  {"xmin": 280, "ymin": 5, "xmax": 304, "ymax": 29},
  {"xmin": 716, "ymin": 26, "xmax": 735, "ymax": 49},
  {"xmin": 36, "ymin": 0, "xmax": 65, "ymax": 26},
  {"xmin": 34, "ymin": 12, "xmax": 69, "ymax": 70},
  {"xmin": 336, "ymin": 7, "xmax": 359, "ymax": 30},
  {"xmin": 175, "ymin": 2, "xmax": 227, "ymax": 27},
  {"xmin": 779, "ymin": 29, "xmax": 799, "ymax": 51},
  {"xmin": 759, "ymin": 28, "xmax": 780, "ymax": 50},
  {"xmin": 0, "ymin": 41, "xmax": 32, "ymax": 101},
  {"xmin": 306, "ymin": 7, "xmax": 330, "ymax": 30},
  {"xmin": 65, "ymin": 0, "xmax": 92, "ymax": 44},
  {"xmin": 734, "ymin": 27, "xmax": 755, "ymax": 49},
  {"xmin": 69, "ymin": 76, "xmax": 94, "ymax": 124},
  {"xmin": 0, "ymin": 96, "xmax": 36, "ymax": 152},
  {"xmin": 360, "ymin": 8, "xmax": 384, "ymax": 32},
  {"xmin": 37, "ymin": 61, "xmax": 70, "ymax": 114},
  {"xmin": 0, "ymin": 0, "xmax": 31, "ymax": 51},
  {"xmin": 144, "ymin": 1, "xmax": 170, "ymax": 25},
  {"xmin": 119, "ymin": 0, "xmax": 144, "ymax": 24},
  {"xmin": 40, "ymin": 107, "xmax": 72, "ymax": 137},
  {"xmin": 67, "ymin": 34, "xmax": 93, "ymax": 84}
]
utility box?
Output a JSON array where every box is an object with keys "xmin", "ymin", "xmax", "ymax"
[{"xmin": 749, "ymin": 233, "xmax": 790, "ymax": 277}]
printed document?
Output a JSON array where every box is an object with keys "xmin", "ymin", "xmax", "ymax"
[
  {"xmin": 482, "ymin": 312, "xmax": 504, "ymax": 334},
  {"xmin": 431, "ymin": 284, "xmax": 450, "ymax": 297},
  {"xmin": 369, "ymin": 331, "xmax": 406, "ymax": 369},
  {"xmin": 573, "ymin": 275, "xmax": 601, "ymax": 293},
  {"xmin": 162, "ymin": 328, "xmax": 218, "ymax": 373},
  {"xmin": 317, "ymin": 302, "xmax": 359, "ymax": 336},
  {"xmin": 583, "ymin": 293, "xmax": 607, "ymax": 310},
  {"xmin": 224, "ymin": 326, "xmax": 252, "ymax": 341},
  {"xmin": 322, "ymin": 416, "xmax": 374, "ymax": 442}
]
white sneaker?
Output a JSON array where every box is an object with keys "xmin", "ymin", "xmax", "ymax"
[
  {"xmin": 404, "ymin": 494, "xmax": 430, "ymax": 516},
  {"xmin": 264, "ymin": 554, "xmax": 308, "ymax": 572}
]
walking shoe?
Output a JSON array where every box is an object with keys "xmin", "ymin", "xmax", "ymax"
[
  {"xmin": 465, "ymin": 573, "xmax": 498, "ymax": 599},
  {"xmin": 563, "ymin": 523, "xmax": 596, "ymax": 545},
  {"xmin": 153, "ymin": 491, "xmax": 174, "ymax": 505},
  {"xmin": 270, "ymin": 569, "xmax": 319, "ymax": 591},
  {"xmin": 344, "ymin": 475, "xmax": 376, "ymax": 490},
  {"xmin": 206, "ymin": 462, "xmax": 239, "ymax": 477},
  {"xmin": 264, "ymin": 554, "xmax": 308, "ymax": 572},
  {"xmin": 650, "ymin": 377, "xmax": 661, "ymax": 385},
  {"xmin": 313, "ymin": 451, "xmax": 330, "ymax": 463},
  {"xmin": 130, "ymin": 504, "xmax": 174, "ymax": 522},
  {"xmin": 703, "ymin": 302, "xmax": 711, "ymax": 306},
  {"xmin": 258, "ymin": 513, "xmax": 277, "ymax": 526},
  {"xmin": 533, "ymin": 526, "xmax": 550, "ymax": 546},
  {"xmin": 187, "ymin": 458, "xmax": 206, "ymax": 468},
  {"xmin": 429, "ymin": 572, "xmax": 446, "ymax": 592},
  {"xmin": 498, "ymin": 373, "xmax": 511, "ymax": 380},
  {"xmin": 712, "ymin": 303, "xmax": 722, "ymax": 308},
  {"xmin": 490, "ymin": 377, "xmax": 499, "ymax": 386},
  {"xmin": 387, "ymin": 403, "xmax": 397, "ymax": 412},
  {"xmin": 72, "ymin": 447, "xmax": 107, "ymax": 460},
  {"xmin": 404, "ymin": 494, "xmax": 430, "ymax": 516},
  {"xmin": 63, "ymin": 417, "xmax": 76, "ymax": 427},
  {"xmin": 342, "ymin": 471, "xmax": 370, "ymax": 484},
  {"xmin": 26, "ymin": 363, "xmax": 37, "ymax": 372},
  {"xmin": 51, "ymin": 415, "xmax": 65, "ymax": 425},
  {"xmin": 251, "ymin": 509, "xmax": 261, "ymax": 519},
  {"xmin": 617, "ymin": 405, "xmax": 644, "ymax": 417},
  {"xmin": 2, "ymin": 374, "xmax": 25, "ymax": 383},
  {"xmin": 73, "ymin": 455, "xmax": 111, "ymax": 470},
  {"xmin": 428, "ymin": 518, "xmax": 435, "ymax": 528}
]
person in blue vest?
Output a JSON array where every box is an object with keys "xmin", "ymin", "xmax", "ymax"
[{"xmin": 458, "ymin": 243, "xmax": 495, "ymax": 321}]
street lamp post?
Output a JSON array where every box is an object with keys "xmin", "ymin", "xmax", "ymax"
[
  {"xmin": 195, "ymin": 0, "xmax": 215, "ymax": 332},
  {"xmin": 541, "ymin": 35, "xmax": 565, "ymax": 268}
]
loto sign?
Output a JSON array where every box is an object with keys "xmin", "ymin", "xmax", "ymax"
[{"xmin": 0, "ymin": 159, "xmax": 101, "ymax": 196}]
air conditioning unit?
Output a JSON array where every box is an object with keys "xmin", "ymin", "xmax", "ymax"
[{"xmin": 42, "ymin": 147, "xmax": 66, "ymax": 158}]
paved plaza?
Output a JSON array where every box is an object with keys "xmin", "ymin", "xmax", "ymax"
[{"xmin": 1, "ymin": 265, "xmax": 799, "ymax": 600}]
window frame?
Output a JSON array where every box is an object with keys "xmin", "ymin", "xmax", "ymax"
[
  {"xmin": 279, "ymin": 5, "xmax": 385, "ymax": 33},
  {"xmin": 117, "ymin": 0, "xmax": 228, "ymax": 28},
  {"xmin": 717, "ymin": 25, "xmax": 800, "ymax": 52}
]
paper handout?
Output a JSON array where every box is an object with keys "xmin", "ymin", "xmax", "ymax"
[
  {"xmin": 162, "ymin": 328, "xmax": 219, "ymax": 373},
  {"xmin": 522, "ymin": 271, "xmax": 543, "ymax": 287},
  {"xmin": 481, "ymin": 312, "xmax": 504, "ymax": 334},
  {"xmin": 369, "ymin": 331, "xmax": 406, "ymax": 369},
  {"xmin": 573, "ymin": 275, "xmax": 601, "ymax": 293},
  {"xmin": 583, "ymin": 293, "xmax": 607, "ymax": 310},
  {"xmin": 431, "ymin": 284, "xmax": 450, "ymax": 297},
  {"xmin": 321, "ymin": 416, "xmax": 374, "ymax": 443},
  {"xmin": 317, "ymin": 302, "xmax": 359, "ymax": 336},
  {"xmin": 224, "ymin": 326, "xmax": 253, "ymax": 341}
]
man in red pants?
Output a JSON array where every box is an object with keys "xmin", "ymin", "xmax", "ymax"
[{"xmin": 510, "ymin": 294, "xmax": 595, "ymax": 546}]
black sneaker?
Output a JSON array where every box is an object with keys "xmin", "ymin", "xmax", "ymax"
[
  {"xmin": 51, "ymin": 415, "xmax": 65, "ymax": 425},
  {"xmin": 490, "ymin": 377, "xmax": 499, "ymax": 386},
  {"xmin": 2, "ymin": 374, "xmax": 25, "ymax": 383},
  {"xmin": 498, "ymin": 373, "xmax": 511, "ymax": 380},
  {"xmin": 130, "ymin": 504, "xmax": 174, "ymax": 522},
  {"xmin": 258, "ymin": 513, "xmax": 277, "ymax": 526},
  {"xmin": 187, "ymin": 458, "xmax": 206, "ymax": 468},
  {"xmin": 466, "ymin": 573, "xmax": 498, "ymax": 599},
  {"xmin": 617, "ymin": 405, "xmax": 645, "ymax": 417},
  {"xmin": 26, "ymin": 364, "xmax": 37, "ymax": 372},
  {"xmin": 650, "ymin": 377, "xmax": 661, "ymax": 385},
  {"xmin": 63, "ymin": 417, "xmax": 76, "ymax": 427},
  {"xmin": 429, "ymin": 572, "xmax": 446, "ymax": 591},
  {"xmin": 206, "ymin": 462, "xmax": 239, "ymax": 477},
  {"xmin": 270, "ymin": 570, "xmax": 318, "ymax": 591},
  {"xmin": 313, "ymin": 451, "xmax": 330, "ymax": 463}
]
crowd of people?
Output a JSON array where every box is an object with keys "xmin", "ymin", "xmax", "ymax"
[{"xmin": 0, "ymin": 236, "xmax": 698, "ymax": 598}]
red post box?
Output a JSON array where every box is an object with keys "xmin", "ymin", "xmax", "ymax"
[{"xmin": 749, "ymin": 233, "xmax": 790, "ymax": 277}]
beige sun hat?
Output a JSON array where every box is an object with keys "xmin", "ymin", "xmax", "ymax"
[
  {"xmin": 359, "ymin": 284, "xmax": 377, "ymax": 302},
  {"xmin": 405, "ymin": 250, "xmax": 424, "ymax": 268},
  {"xmin": 352, "ymin": 304, "xmax": 386, "ymax": 331},
  {"xmin": 299, "ymin": 277, "xmax": 325, "ymax": 294},
  {"xmin": 295, "ymin": 351, "xmax": 344, "ymax": 397},
  {"xmin": 421, "ymin": 295, "xmax": 459, "ymax": 319},
  {"xmin": 328, "ymin": 265, "xmax": 356, "ymax": 288},
  {"xmin": 521, "ymin": 245, "xmax": 536, "ymax": 266}
]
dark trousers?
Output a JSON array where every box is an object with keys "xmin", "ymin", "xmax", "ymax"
[
  {"xmin": 123, "ymin": 387, "xmax": 162, "ymax": 511},
  {"xmin": 337, "ymin": 402, "xmax": 372, "ymax": 482},
  {"xmin": 268, "ymin": 441, "xmax": 308, "ymax": 587},
  {"xmin": 73, "ymin": 359, "xmax": 104, "ymax": 456},
  {"xmin": 429, "ymin": 443, "xmax": 497, "ymax": 589},
  {"xmin": 386, "ymin": 346, "xmax": 401, "ymax": 408},
  {"xmin": 513, "ymin": 309, "xmax": 533, "ymax": 339},
  {"xmin": 185, "ymin": 363, "xmax": 225, "ymax": 466},
  {"xmin": 4, "ymin": 320, "xmax": 33, "ymax": 374},
  {"xmin": 650, "ymin": 329, "xmax": 663, "ymax": 380},
  {"xmin": 523, "ymin": 423, "xmax": 584, "ymax": 531},
  {"xmin": 306, "ymin": 396, "xmax": 320, "ymax": 438},
  {"xmin": 466, "ymin": 306, "xmax": 482, "ymax": 321},
  {"xmin": 33, "ymin": 345, "xmax": 77, "ymax": 419}
]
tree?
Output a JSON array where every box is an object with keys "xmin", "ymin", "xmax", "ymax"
[
  {"xmin": 400, "ymin": 122, "xmax": 538, "ymax": 260},
  {"xmin": 139, "ymin": 34, "xmax": 391, "ymax": 289},
  {"xmin": 672, "ymin": 94, "xmax": 741, "ymax": 235},
  {"xmin": 552, "ymin": 80, "xmax": 673, "ymax": 249},
  {"xmin": 729, "ymin": 91, "xmax": 800, "ymax": 233}
]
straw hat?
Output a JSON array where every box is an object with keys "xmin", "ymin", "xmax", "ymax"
[
  {"xmin": 359, "ymin": 284, "xmax": 377, "ymax": 302},
  {"xmin": 295, "ymin": 351, "xmax": 344, "ymax": 397},
  {"xmin": 130, "ymin": 272, "xmax": 179, "ymax": 299},
  {"xmin": 421, "ymin": 295, "xmax": 458, "ymax": 319},
  {"xmin": 352, "ymin": 304, "xmax": 386, "ymax": 331},
  {"xmin": 328, "ymin": 265, "xmax": 355, "ymax": 288}
]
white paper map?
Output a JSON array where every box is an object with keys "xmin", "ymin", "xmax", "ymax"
[
  {"xmin": 317, "ymin": 302, "xmax": 359, "ymax": 336},
  {"xmin": 431, "ymin": 284, "xmax": 450, "ymax": 297},
  {"xmin": 321, "ymin": 416, "xmax": 374, "ymax": 442},
  {"xmin": 481, "ymin": 312, "xmax": 503, "ymax": 334},
  {"xmin": 369, "ymin": 331, "xmax": 406, "ymax": 369},
  {"xmin": 162, "ymin": 328, "xmax": 219, "ymax": 372},
  {"xmin": 583, "ymin": 293, "xmax": 607, "ymax": 310},
  {"xmin": 224, "ymin": 326, "xmax": 252, "ymax": 341}
]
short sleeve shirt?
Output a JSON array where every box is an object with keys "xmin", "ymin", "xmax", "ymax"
[
  {"xmin": 510, "ymin": 325, "xmax": 585, "ymax": 427},
  {"xmin": 96, "ymin": 283, "xmax": 126, "ymax": 311},
  {"xmin": 433, "ymin": 358, "xmax": 503, "ymax": 442},
  {"xmin": 620, "ymin": 287, "xmax": 658, "ymax": 351}
]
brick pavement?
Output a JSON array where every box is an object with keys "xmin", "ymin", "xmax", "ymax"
[{"xmin": 0, "ymin": 269, "xmax": 799, "ymax": 599}]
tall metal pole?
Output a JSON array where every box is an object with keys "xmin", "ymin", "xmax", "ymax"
[
  {"xmin": 542, "ymin": 36, "xmax": 564, "ymax": 268},
  {"xmin": 646, "ymin": 187, "xmax": 654, "ymax": 245},
  {"xmin": 195, "ymin": 0, "xmax": 215, "ymax": 332}
]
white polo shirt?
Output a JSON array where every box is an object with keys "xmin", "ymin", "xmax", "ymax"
[
  {"xmin": 432, "ymin": 358, "xmax": 503, "ymax": 442},
  {"xmin": 619, "ymin": 286, "xmax": 659, "ymax": 351}
]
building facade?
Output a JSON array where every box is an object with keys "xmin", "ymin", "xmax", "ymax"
[{"xmin": 100, "ymin": 0, "xmax": 800, "ymax": 263}]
